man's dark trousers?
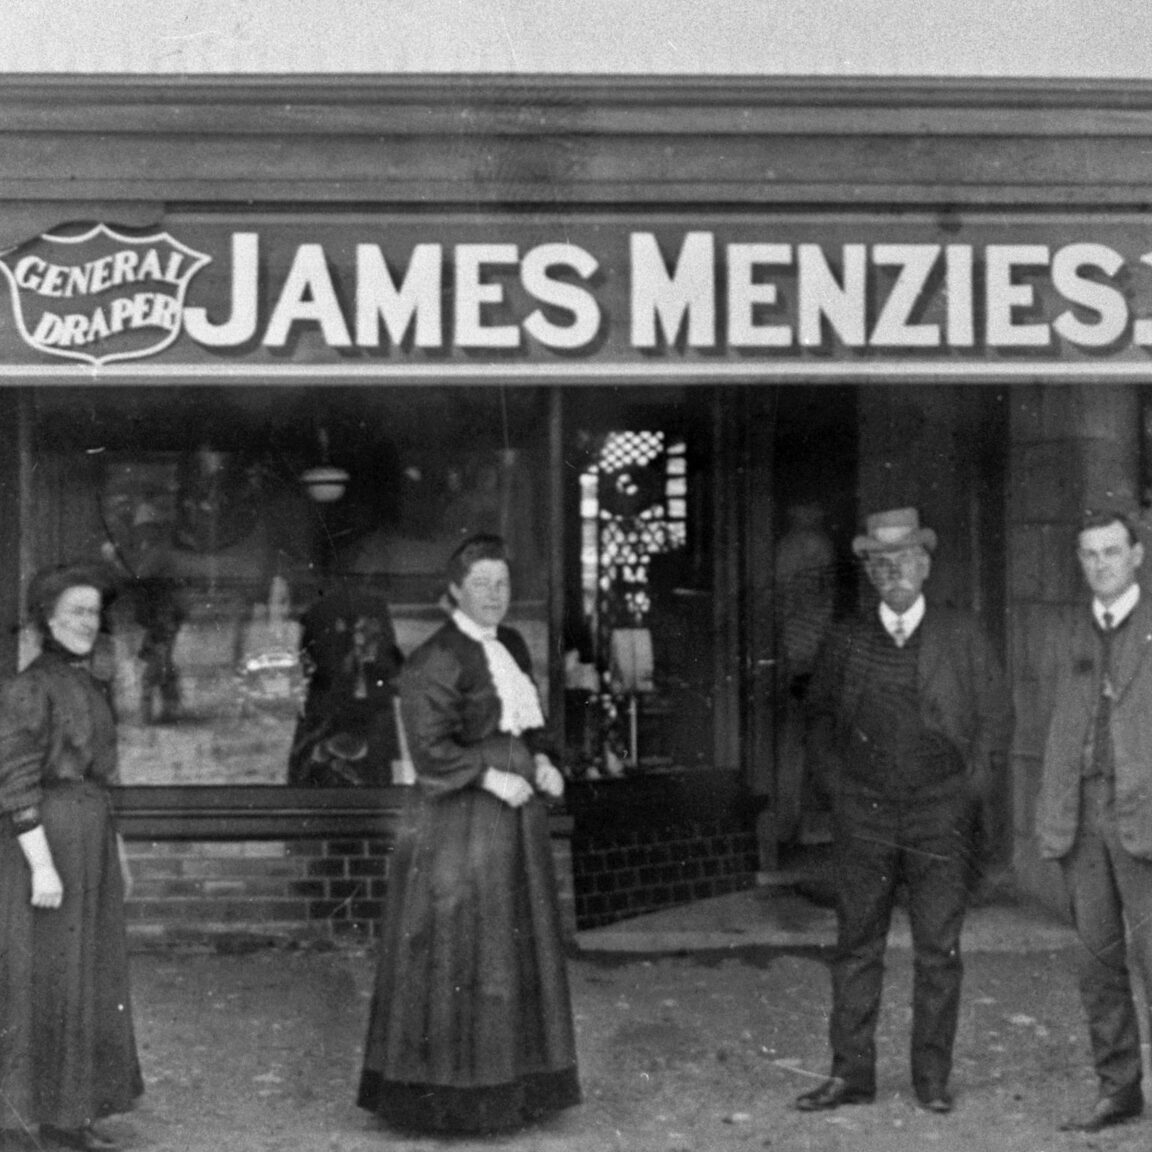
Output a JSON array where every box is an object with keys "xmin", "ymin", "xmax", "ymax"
[
  {"xmin": 1061, "ymin": 777, "xmax": 1152, "ymax": 1100},
  {"xmin": 829, "ymin": 773, "xmax": 973, "ymax": 1098}
]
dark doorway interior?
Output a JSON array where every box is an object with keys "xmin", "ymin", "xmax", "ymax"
[{"xmin": 766, "ymin": 386, "xmax": 859, "ymax": 849}]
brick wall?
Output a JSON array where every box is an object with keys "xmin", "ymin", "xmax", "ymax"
[
  {"xmin": 570, "ymin": 818, "xmax": 759, "ymax": 930},
  {"xmin": 122, "ymin": 838, "xmax": 387, "ymax": 944},
  {"xmin": 123, "ymin": 828, "xmax": 577, "ymax": 945},
  {"xmin": 120, "ymin": 776, "xmax": 756, "ymax": 942}
]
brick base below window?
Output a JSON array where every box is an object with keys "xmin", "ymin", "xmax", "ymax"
[
  {"xmin": 120, "ymin": 814, "xmax": 751, "ymax": 942},
  {"xmin": 570, "ymin": 819, "xmax": 759, "ymax": 930},
  {"xmin": 122, "ymin": 832, "xmax": 577, "ymax": 945}
]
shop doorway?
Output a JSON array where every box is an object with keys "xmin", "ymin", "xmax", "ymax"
[
  {"xmin": 744, "ymin": 383, "xmax": 1011, "ymax": 874},
  {"xmin": 742, "ymin": 386, "xmax": 860, "ymax": 866}
]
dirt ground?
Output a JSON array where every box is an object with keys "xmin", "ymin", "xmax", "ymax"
[{"xmin": 79, "ymin": 932, "xmax": 1151, "ymax": 1152}]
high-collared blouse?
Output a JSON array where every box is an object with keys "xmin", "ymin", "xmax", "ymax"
[{"xmin": 399, "ymin": 618, "xmax": 552, "ymax": 798}]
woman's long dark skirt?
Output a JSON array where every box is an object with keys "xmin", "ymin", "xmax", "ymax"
[
  {"xmin": 0, "ymin": 783, "xmax": 143, "ymax": 1134},
  {"xmin": 358, "ymin": 789, "xmax": 581, "ymax": 1133}
]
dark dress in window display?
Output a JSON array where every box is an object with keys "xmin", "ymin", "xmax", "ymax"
[
  {"xmin": 0, "ymin": 571, "xmax": 143, "ymax": 1149},
  {"xmin": 357, "ymin": 605, "xmax": 581, "ymax": 1133},
  {"xmin": 287, "ymin": 587, "xmax": 404, "ymax": 787}
]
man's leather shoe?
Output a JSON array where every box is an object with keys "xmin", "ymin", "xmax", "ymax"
[
  {"xmin": 39, "ymin": 1125, "xmax": 120, "ymax": 1152},
  {"xmin": 1058, "ymin": 1092, "xmax": 1144, "ymax": 1133},
  {"xmin": 795, "ymin": 1077, "xmax": 875, "ymax": 1111},
  {"xmin": 916, "ymin": 1089, "xmax": 953, "ymax": 1114}
]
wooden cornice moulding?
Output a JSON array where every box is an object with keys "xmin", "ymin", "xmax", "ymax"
[
  {"xmin": 2, "ymin": 74, "xmax": 1152, "ymax": 133},
  {"xmin": 1, "ymin": 76, "xmax": 1152, "ymax": 206}
]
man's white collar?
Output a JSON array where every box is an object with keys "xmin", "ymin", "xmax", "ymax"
[
  {"xmin": 1094, "ymin": 583, "xmax": 1140, "ymax": 628},
  {"xmin": 879, "ymin": 595, "xmax": 926, "ymax": 638}
]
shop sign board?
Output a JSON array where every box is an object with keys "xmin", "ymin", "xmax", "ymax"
[
  {"xmin": 0, "ymin": 224, "xmax": 211, "ymax": 367},
  {"xmin": 3, "ymin": 212, "xmax": 1152, "ymax": 377}
]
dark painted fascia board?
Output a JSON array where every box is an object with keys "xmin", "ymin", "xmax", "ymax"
[{"xmin": 3, "ymin": 75, "xmax": 1152, "ymax": 207}]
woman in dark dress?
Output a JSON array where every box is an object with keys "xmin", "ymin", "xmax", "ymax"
[
  {"xmin": 0, "ymin": 563, "xmax": 143, "ymax": 1152},
  {"xmin": 358, "ymin": 534, "xmax": 581, "ymax": 1134}
]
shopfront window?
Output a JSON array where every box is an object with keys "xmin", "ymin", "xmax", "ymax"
[{"xmin": 24, "ymin": 386, "xmax": 550, "ymax": 786}]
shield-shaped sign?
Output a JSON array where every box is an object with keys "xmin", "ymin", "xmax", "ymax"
[{"xmin": 0, "ymin": 222, "xmax": 212, "ymax": 366}]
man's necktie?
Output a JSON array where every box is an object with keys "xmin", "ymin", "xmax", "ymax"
[
  {"xmin": 892, "ymin": 618, "xmax": 906, "ymax": 648},
  {"xmin": 1091, "ymin": 611, "xmax": 1115, "ymax": 777}
]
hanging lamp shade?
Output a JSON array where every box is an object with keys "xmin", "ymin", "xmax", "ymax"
[
  {"xmin": 300, "ymin": 426, "xmax": 349, "ymax": 502},
  {"xmin": 300, "ymin": 463, "xmax": 349, "ymax": 503}
]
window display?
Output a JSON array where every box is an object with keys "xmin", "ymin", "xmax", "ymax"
[{"xmin": 22, "ymin": 386, "xmax": 549, "ymax": 786}]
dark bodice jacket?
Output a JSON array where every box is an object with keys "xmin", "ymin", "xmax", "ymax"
[
  {"xmin": 399, "ymin": 618, "xmax": 552, "ymax": 796},
  {"xmin": 0, "ymin": 645, "xmax": 118, "ymax": 832}
]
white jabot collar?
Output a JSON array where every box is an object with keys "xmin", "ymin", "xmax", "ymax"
[
  {"xmin": 452, "ymin": 609, "xmax": 544, "ymax": 735},
  {"xmin": 453, "ymin": 608, "xmax": 496, "ymax": 643}
]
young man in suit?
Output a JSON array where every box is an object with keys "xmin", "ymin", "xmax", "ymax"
[{"xmin": 1037, "ymin": 509, "xmax": 1152, "ymax": 1133}]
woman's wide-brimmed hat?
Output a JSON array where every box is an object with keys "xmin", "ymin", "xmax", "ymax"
[{"xmin": 852, "ymin": 507, "xmax": 937, "ymax": 556}]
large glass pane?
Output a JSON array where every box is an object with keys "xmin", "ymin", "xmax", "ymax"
[{"xmin": 25, "ymin": 385, "xmax": 550, "ymax": 785}]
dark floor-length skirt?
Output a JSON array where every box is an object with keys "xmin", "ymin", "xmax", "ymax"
[
  {"xmin": 358, "ymin": 788, "xmax": 581, "ymax": 1133},
  {"xmin": 0, "ymin": 783, "xmax": 143, "ymax": 1134}
]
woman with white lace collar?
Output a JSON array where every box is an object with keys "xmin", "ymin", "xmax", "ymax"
[{"xmin": 358, "ymin": 534, "xmax": 581, "ymax": 1136}]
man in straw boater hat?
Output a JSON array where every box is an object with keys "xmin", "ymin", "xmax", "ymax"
[{"xmin": 794, "ymin": 507, "xmax": 1013, "ymax": 1116}]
